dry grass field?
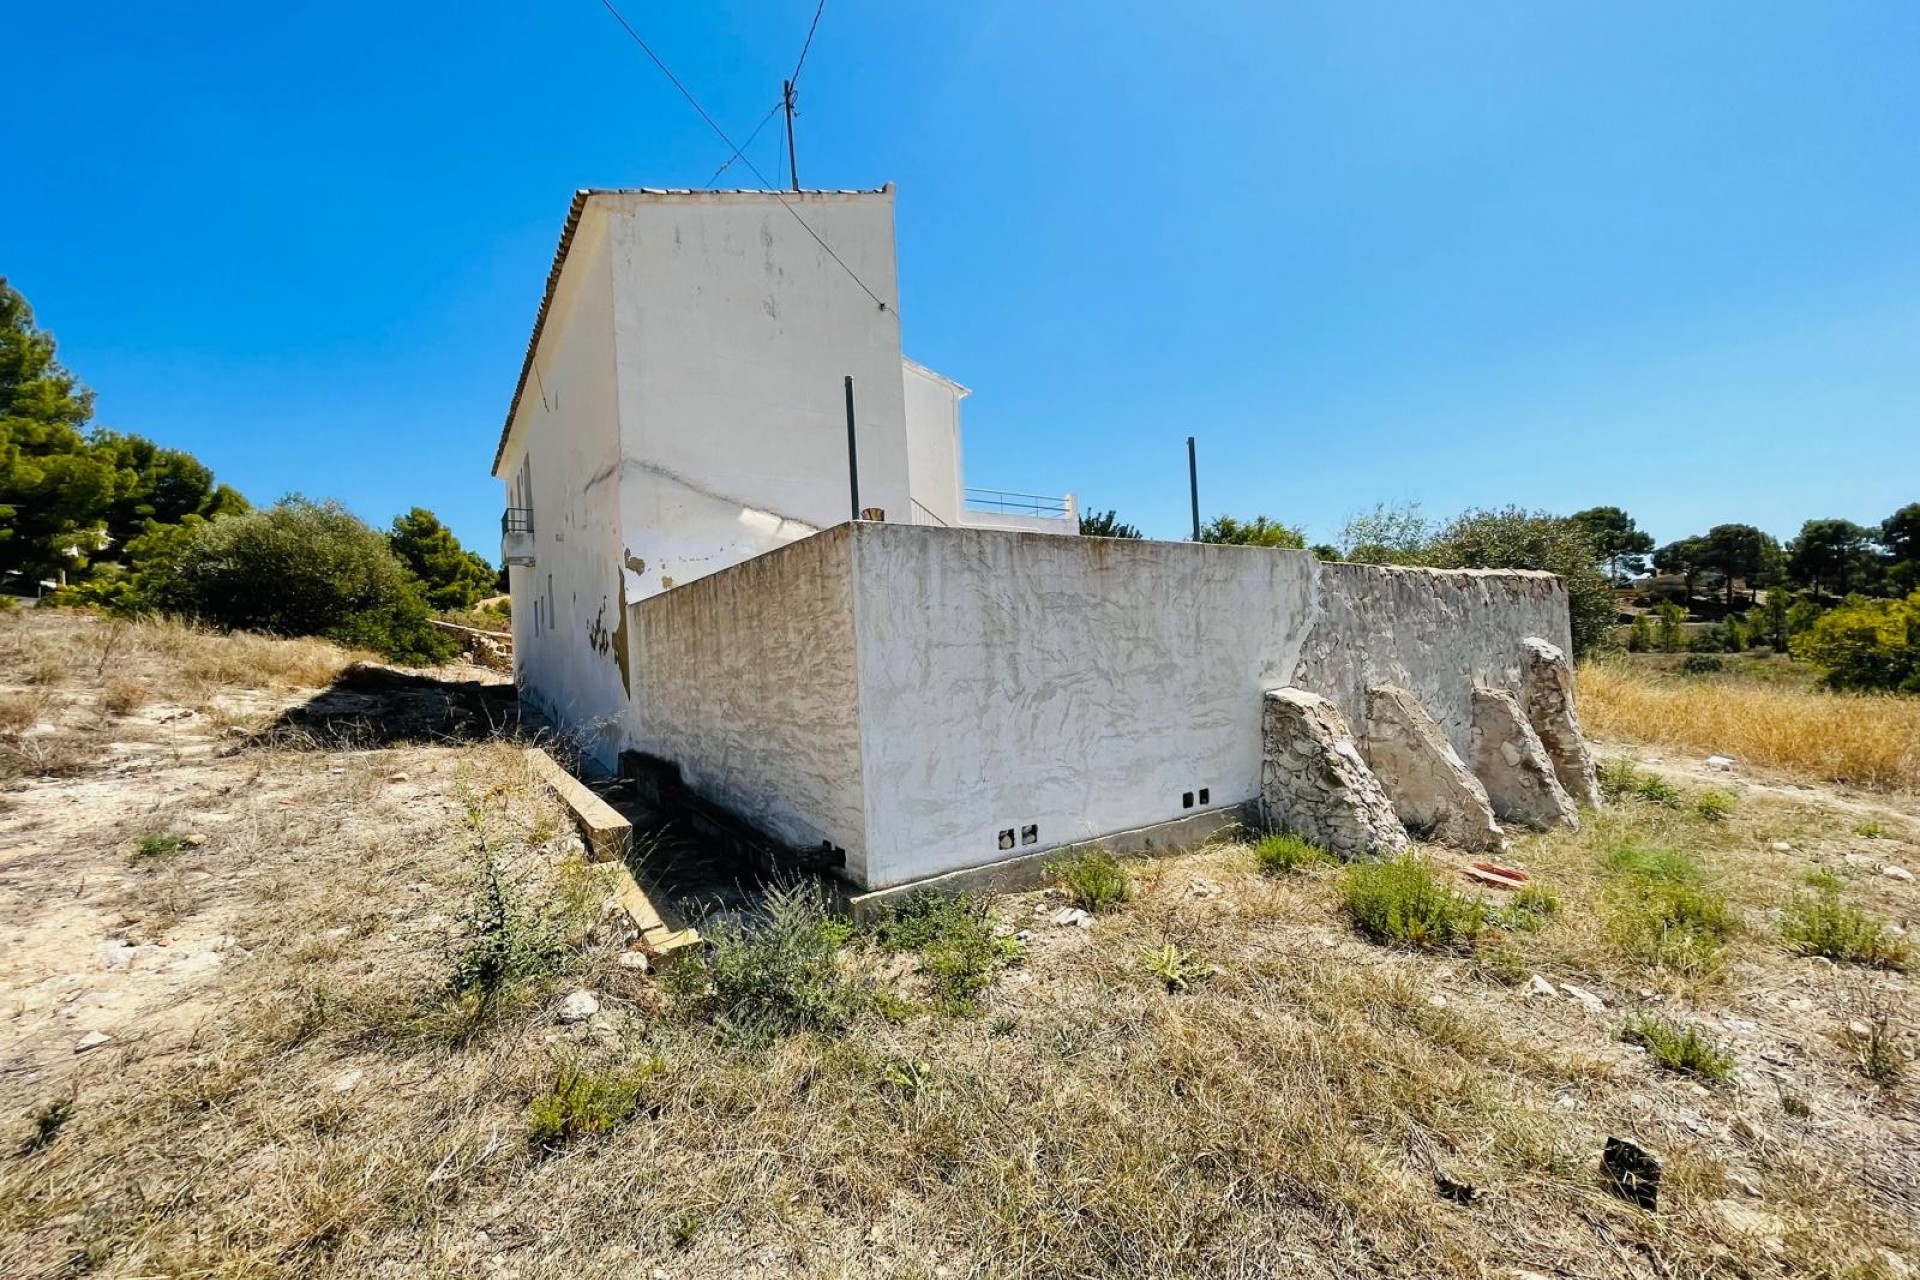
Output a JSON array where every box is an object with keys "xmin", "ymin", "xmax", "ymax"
[
  {"xmin": 1580, "ymin": 656, "xmax": 1920, "ymax": 794},
  {"xmin": 1, "ymin": 610, "xmax": 1915, "ymax": 1279}
]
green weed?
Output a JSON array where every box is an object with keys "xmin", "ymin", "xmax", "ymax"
[
  {"xmin": 1140, "ymin": 943, "xmax": 1215, "ymax": 993},
  {"xmin": 1046, "ymin": 848, "xmax": 1132, "ymax": 914},
  {"xmin": 1780, "ymin": 894, "xmax": 1908, "ymax": 970},
  {"xmin": 1602, "ymin": 840, "xmax": 1734, "ymax": 977},
  {"xmin": 1693, "ymin": 790, "xmax": 1736, "ymax": 822},
  {"xmin": 1341, "ymin": 853, "xmax": 1485, "ymax": 951},
  {"xmin": 1253, "ymin": 832, "xmax": 1331, "ymax": 875},
  {"xmin": 527, "ymin": 1058, "xmax": 663, "ymax": 1147},
  {"xmin": 1622, "ymin": 1014, "xmax": 1737, "ymax": 1083},
  {"xmin": 134, "ymin": 832, "xmax": 186, "ymax": 860},
  {"xmin": 871, "ymin": 890, "xmax": 1023, "ymax": 1015},
  {"xmin": 1598, "ymin": 759, "xmax": 1682, "ymax": 809},
  {"xmin": 1497, "ymin": 884, "xmax": 1560, "ymax": 932},
  {"xmin": 664, "ymin": 882, "xmax": 863, "ymax": 1040}
]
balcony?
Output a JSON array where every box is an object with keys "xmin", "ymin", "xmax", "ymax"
[
  {"xmin": 501, "ymin": 507, "xmax": 536, "ymax": 567},
  {"xmin": 960, "ymin": 488, "xmax": 1078, "ymax": 537}
]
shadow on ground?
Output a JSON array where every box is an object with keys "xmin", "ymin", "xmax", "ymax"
[{"xmin": 248, "ymin": 663, "xmax": 527, "ymax": 750}]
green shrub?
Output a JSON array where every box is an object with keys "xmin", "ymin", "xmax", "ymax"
[
  {"xmin": 1498, "ymin": 884, "xmax": 1560, "ymax": 932},
  {"xmin": 1423, "ymin": 507, "xmax": 1616, "ymax": 658},
  {"xmin": 1621, "ymin": 1014, "xmax": 1737, "ymax": 1083},
  {"xmin": 1693, "ymin": 790, "xmax": 1736, "ymax": 822},
  {"xmin": 1139, "ymin": 943, "xmax": 1214, "ymax": 993},
  {"xmin": 1627, "ymin": 614, "xmax": 1654, "ymax": 652},
  {"xmin": 147, "ymin": 497, "xmax": 457, "ymax": 665},
  {"xmin": 1679, "ymin": 652, "xmax": 1724, "ymax": 673},
  {"xmin": 1791, "ymin": 591, "xmax": 1920, "ymax": 692},
  {"xmin": 1802, "ymin": 867, "xmax": 1845, "ymax": 894},
  {"xmin": 664, "ymin": 882, "xmax": 861, "ymax": 1039},
  {"xmin": 527, "ymin": 1059, "xmax": 662, "ymax": 1147},
  {"xmin": 1046, "ymin": 848, "xmax": 1132, "ymax": 914},
  {"xmin": 1779, "ymin": 894, "xmax": 1908, "ymax": 970},
  {"xmin": 1340, "ymin": 853, "xmax": 1485, "ymax": 951},
  {"xmin": 448, "ymin": 848, "xmax": 562, "ymax": 1000},
  {"xmin": 870, "ymin": 890, "xmax": 1022, "ymax": 1015},
  {"xmin": 134, "ymin": 831, "xmax": 186, "ymax": 860},
  {"xmin": 1597, "ymin": 759, "xmax": 1682, "ymax": 809},
  {"xmin": 1253, "ymin": 832, "xmax": 1331, "ymax": 875},
  {"xmin": 1602, "ymin": 841, "xmax": 1734, "ymax": 976}
]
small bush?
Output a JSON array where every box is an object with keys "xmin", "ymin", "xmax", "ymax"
[
  {"xmin": 527, "ymin": 1059, "xmax": 662, "ymax": 1147},
  {"xmin": 1803, "ymin": 867, "xmax": 1846, "ymax": 894},
  {"xmin": 665, "ymin": 882, "xmax": 861, "ymax": 1039},
  {"xmin": 1341, "ymin": 853, "xmax": 1485, "ymax": 951},
  {"xmin": 1046, "ymin": 848, "xmax": 1132, "ymax": 914},
  {"xmin": 99, "ymin": 678, "xmax": 149, "ymax": 717},
  {"xmin": 1693, "ymin": 790, "xmax": 1736, "ymax": 823},
  {"xmin": 1622, "ymin": 1014, "xmax": 1737, "ymax": 1083},
  {"xmin": 1780, "ymin": 894, "xmax": 1908, "ymax": 970},
  {"xmin": 1679, "ymin": 653, "xmax": 1724, "ymax": 675},
  {"xmin": 135, "ymin": 831, "xmax": 186, "ymax": 860},
  {"xmin": 449, "ymin": 849, "xmax": 561, "ymax": 1000},
  {"xmin": 1602, "ymin": 841, "xmax": 1734, "ymax": 976},
  {"xmin": 1253, "ymin": 832, "xmax": 1331, "ymax": 875},
  {"xmin": 1855, "ymin": 821, "xmax": 1886, "ymax": 839},
  {"xmin": 0, "ymin": 692, "xmax": 45, "ymax": 732},
  {"xmin": 1140, "ymin": 943, "xmax": 1214, "ymax": 993},
  {"xmin": 1498, "ymin": 884, "xmax": 1560, "ymax": 932},
  {"xmin": 1792, "ymin": 591, "xmax": 1920, "ymax": 693},
  {"xmin": 870, "ymin": 890, "xmax": 1022, "ymax": 1015},
  {"xmin": 1597, "ymin": 759, "xmax": 1682, "ymax": 809},
  {"xmin": 1851, "ymin": 1003, "xmax": 1904, "ymax": 1085}
]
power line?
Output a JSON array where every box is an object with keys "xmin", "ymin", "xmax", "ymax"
[
  {"xmin": 789, "ymin": 0, "xmax": 828, "ymax": 86},
  {"xmin": 705, "ymin": 100, "xmax": 783, "ymax": 189},
  {"xmin": 594, "ymin": 0, "xmax": 893, "ymax": 315}
]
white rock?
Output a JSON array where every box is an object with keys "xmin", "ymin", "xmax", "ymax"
[
  {"xmin": 1050, "ymin": 907, "xmax": 1093, "ymax": 929},
  {"xmin": 617, "ymin": 951, "xmax": 651, "ymax": 972},
  {"xmin": 1846, "ymin": 1019, "xmax": 1873, "ymax": 1039},
  {"xmin": 74, "ymin": 1030, "xmax": 111, "ymax": 1053},
  {"xmin": 1013, "ymin": 929, "xmax": 1033, "ymax": 943},
  {"xmin": 557, "ymin": 990, "xmax": 600, "ymax": 1023},
  {"xmin": 1723, "ymin": 1017, "xmax": 1759, "ymax": 1035},
  {"xmin": 1560, "ymin": 983, "xmax": 1607, "ymax": 1012},
  {"xmin": 332, "ymin": 1068, "xmax": 364, "ymax": 1092},
  {"xmin": 1428, "ymin": 994, "xmax": 1448, "ymax": 1009},
  {"xmin": 1706, "ymin": 755, "xmax": 1735, "ymax": 770},
  {"xmin": 1770, "ymin": 841, "xmax": 1792, "ymax": 853},
  {"xmin": 1882, "ymin": 865, "xmax": 1914, "ymax": 882},
  {"xmin": 1526, "ymin": 974, "xmax": 1557, "ymax": 997}
]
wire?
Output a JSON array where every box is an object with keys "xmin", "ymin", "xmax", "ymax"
[
  {"xmin": 705, "ymin": 100, "xmax": 783, "ymax": 188},
  {"xmin": 789, "ymin": 0, "xmax": 828, "ymax": 87},
  {"xmin": 594, "ymin": 0, "xmax": 894, "ymax": 315}
]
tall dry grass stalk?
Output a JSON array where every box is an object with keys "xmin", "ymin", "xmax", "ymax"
[{"xmin": 1577, "ymin": 658, "xmax": 1920, "ymax": 792}]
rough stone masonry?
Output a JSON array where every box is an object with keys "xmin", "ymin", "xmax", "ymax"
[{"xmin": 1261, "ymin": 637, "xmax": 1598, "ymax": 855}]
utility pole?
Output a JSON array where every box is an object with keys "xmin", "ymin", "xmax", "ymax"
[
  {"xmin": 783, "ymin": 79, "xmax": 800, "ymax": 191},
  {"xmin": 1187, "ymin": 436, "xmax": 1201, "ymax": 541}
]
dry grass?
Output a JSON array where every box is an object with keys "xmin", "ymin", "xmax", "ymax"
[
  {"xmin": 1579, "ymin": 657, "xmax": 1920, "ymax": 792},
  {"xmin": 1, "ymin": 612, "xmax": 1915, "ymax": 1279}
]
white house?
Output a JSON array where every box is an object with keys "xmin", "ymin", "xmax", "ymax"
[
  {"xmin": 494, "ymin": 185, "xmax": 1592, "ymax": 896},
  {"xmin": 492, "ymin": 186, "xmax": 1076, "ymax": 764}
]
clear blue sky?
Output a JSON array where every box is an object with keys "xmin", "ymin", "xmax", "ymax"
[{"xmin": 8, "ymin": 0, "xmax": 1917, "ymax": 555}]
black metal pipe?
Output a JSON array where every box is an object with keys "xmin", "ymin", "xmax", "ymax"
[
  {"xmin": 1187, "ymin": 435, "xmax": 1201, "ymax": 541},
  {"xmin": 845, "ymin": 375, "xmax": 860, "ymax": 521}
]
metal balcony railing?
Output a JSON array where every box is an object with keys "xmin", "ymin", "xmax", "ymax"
[
  {"xmin": 964, "ymin": 488, "xmax": 1070, "ymax": 519},
  {"xmin": 501, "ymin": 508, "xmax": 534, "ymax": 536}
]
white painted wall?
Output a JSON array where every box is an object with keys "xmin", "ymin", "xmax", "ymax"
[
  {"xmin": 627, "ymin": 526, "xmax": 871, "ymax": 880},
  {"xmin": 903, "ymin": 359, "xmax": 964, "ymax": 527},
  {"xmin": 496, "ymin": 207, "xmax": 631, "ymax": 768},
  {"xmin": 605, "ymin": 190, "xmax": 909, "ymax": 608}
]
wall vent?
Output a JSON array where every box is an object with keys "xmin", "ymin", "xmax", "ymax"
[{"xmin": 997, "ymin": 828, "xmax": 1016, "ymax": 850}]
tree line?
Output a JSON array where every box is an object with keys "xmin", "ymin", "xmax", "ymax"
[{"xmin": 1, "ymin": 279, "xmax": 497, "ymax": 662}]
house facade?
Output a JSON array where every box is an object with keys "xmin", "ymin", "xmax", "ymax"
[{"xmin": 493, "ymin": 187, "xmax": 1075, "ymax": 767}]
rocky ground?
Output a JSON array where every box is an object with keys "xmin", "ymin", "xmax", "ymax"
[{"xmin": 0, "ymin": 609, "xmax": 1914, "ymax": 1279}]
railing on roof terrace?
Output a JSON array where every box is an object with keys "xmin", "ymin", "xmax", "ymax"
[{"xmin": 964, "ymin": 488, "xmax": 1071, "ymax": 519}]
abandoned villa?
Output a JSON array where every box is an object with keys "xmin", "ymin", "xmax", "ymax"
[{"xmin": 491, "ymin": 185, "xmax": 1601, "ymax": 897}]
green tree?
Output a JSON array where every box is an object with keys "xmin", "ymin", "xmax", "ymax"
[
  {"xmin": 1423, "ymin": 507, "xmax": 1616, "ymax": 658},
  {"xmin": 1700, "ymin": 523, "xmax": 1780, "ymax": 606},
  {"xmin": 1655, "ymin": 600, "xmax": 1686, "ymax": 652},
  {"xmin": 1078, "ymin": 508, "xmax": 1143, "ymax": 539},
  {"xmin": 1881, "ymin": 503, "xmax": 1920, "ymax": 596},
  {"xmin": 1570, "ymin": 506, "xmax": 1655, "ymax": 582},
  {"xmin": 1653, "ymin": 536, "xmax": 1708, "ymax": 607},
  {"xmin": 1627, "ymin": 613, "xmax": 1654, "ymax": 652},
  {"xmin": 1198, "ymin": 514, "xmax": 1307, "ymax": 549},
  {"xmin": 1336, "ymin": 501, "xmax": 1432, "ymax": 565},
  {"xmin": 149, "ymin": 498, "xmax": 456, "ymax": 664},
  {"xmin": 1792, "ymin": 592, "xmax": 1920, "ymax": 693},
  {"xmin": 389, "ymin": 507, "xmax": 498, "ymax": 609},
  {"xmin": 1785, "ymin": 518, "xmax": 1876, "ymax": 601},
  {"xmin": 1758, "ymin": 591, "xmax": 1789, "ymax": 651}
]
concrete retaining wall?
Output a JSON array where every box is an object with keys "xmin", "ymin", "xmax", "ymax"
[{"xmin": 623, "ymin": 522, "xmax": 1577, "ymax": 891}]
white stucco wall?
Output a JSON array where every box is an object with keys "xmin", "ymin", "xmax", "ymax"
[
  {"xmin": 605, "ymin": 190, "xmax": 909, "ymax": 606},
  {"xmin": 627, "ymin": 525, "xmax": 871, "ymax": 881},
  {"xmin": 496, "ymin": 207, "xmax": 631, "ymax": 767},
  {"xmin": 902, "ymin": 359, "xmax": 964, "ymax": 527}
]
